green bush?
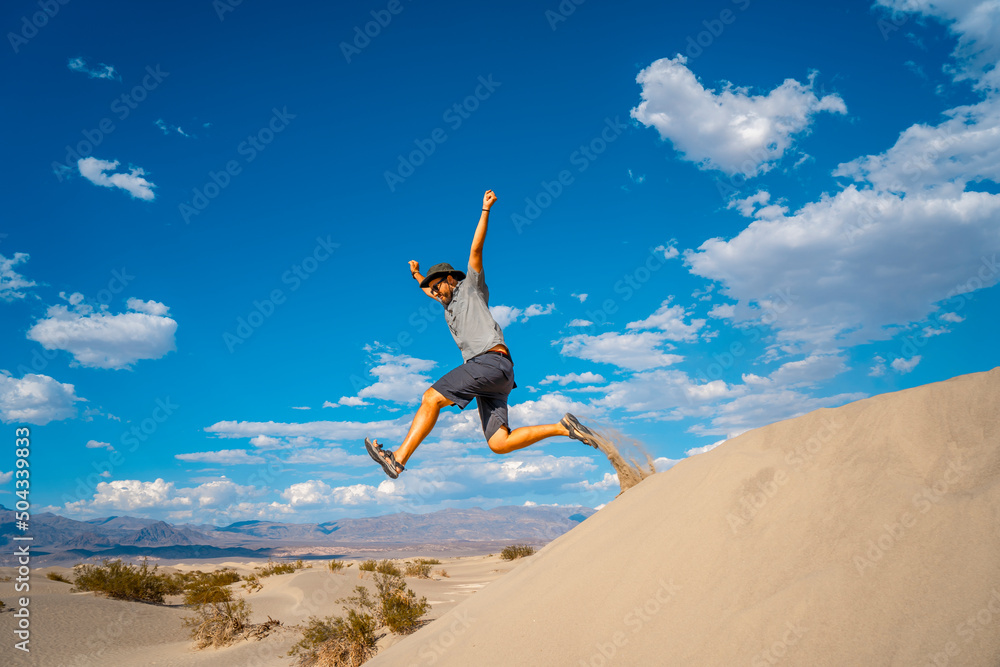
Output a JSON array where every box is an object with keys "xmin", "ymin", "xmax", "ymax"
[
  {"xmin": 46, "ymin": 571, "xmax": 72, "ymax": 583},
  {"xmin": 500, "ymin": 544, "xmax": 535, "ymax": 560},
  {"xmin": 328, "ymin": 560, "xmax": 346, "ymax": 573},
  {"xmin": 415, "ymin": 558, "xmax": 441, "ymax": 565},
  {"xmin": 242, "ymin": 573, "xmax": 263, "ymax": 593},
  {"xmin": 374, "ymin": 573, "xmax": 429, "ymax": 634},
  {"xmin": 72, "ymin": 559, "xmax": 169, "ymax": 604}
]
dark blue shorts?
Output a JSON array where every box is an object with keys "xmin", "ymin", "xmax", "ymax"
[{"xmin": 431, "ymin": 352, "xmax": 516, "ymax": 442}]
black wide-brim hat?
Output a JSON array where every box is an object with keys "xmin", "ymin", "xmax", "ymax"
[{"xmin": 420, "ymin": 262, "xmax": 466, "ymax": 288}]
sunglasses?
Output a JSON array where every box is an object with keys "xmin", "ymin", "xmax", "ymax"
[{"xmin": 430, "ymin": 277, "xmax": 449, "ymax": 296}]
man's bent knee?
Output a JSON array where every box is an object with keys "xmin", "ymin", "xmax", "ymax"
[
  {"xmin": 423, "ymin": 387, "xmax": 454, "ymax": 408},
  {"xmin": 487, "ymin": 426, "xmax": 510, "ymax": 453}
]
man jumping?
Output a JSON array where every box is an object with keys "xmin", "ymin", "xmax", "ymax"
[{"xmin": 365, "ymin": 189, "xmax": 602, "ymax": 479}]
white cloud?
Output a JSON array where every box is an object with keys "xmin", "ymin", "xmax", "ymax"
[
  {"xmin": 490, "ymin": 303, "xmax": 556, "ymax": 328},
  {"xmin": 0, "ymin": 470, "xmax": 12, "ymax": 484},
  {"xmin": 280, "ymin": 479, "xmax": 402, "ymax": 507},
  {"xmin": 539, "ymin": 372, "xmax": 607, "ymax": 386},
  {"xmin": 631, "ymin": 55, "xmax": 846, "ymax": 177},
  {"xmin": 63, "ymin": 478, "xmax": 256, "ymax": 513},
  {"xmin": 890, "ymin": 355, "xmax": 922, "ymax": 374},
  {"xmin": 558, "ymin": 331, "xmax": 683, "ymax": 371},
  {"xmin": 67, "ymin": 57, "xmax": 120, "ymax": 81},
  {"xmin": 567, "ymin": 319, "xmax": 593, "ymax": 327},
  {"xmin": 685, "ymin": 439, "xmax": 727, "ymax": 456},
  {"xmin": 571, "ymin": 293, "xmax": 588, "ymax": 303},
  {"xmin": 685, "ymin": 186, "xmax": 1000, "ymax": 351},
  {"xmin": 175, "ymin": 449, "xmax": 267, "ymax": 465},
  {"xmin": 339, "ymin": 352, "xmax": 437, "ymax": 405},
  {"xmin": 0, "ymin": 253, "xmax": 37, "ymax": 302},
  {"xmin": 875, "ymin": 0, "xmax": 1000, "ymax": 91},
  {"xmin": 938, "ymin": 312, "xmax": 965, "ymax": 323},
  {"xmin": 27, "ymin": 295, "xmax": 177, "ymax": 369},
  {"xmin": 86, "ymin": 440, "xmax": 114, "ymax": 451},
  {"xmin": 154, "ymin": 119, "xmax": 192, "ymax": 138},
  {"xmin": 0, "ymin": 372, "xmax": 83, "ymax": 425},
  {"xmin": 654, "ymin": 243, "xmax": 680, "ymax": 260},
  {"xmin": 77, "ymin": 157, "xmax": 156, "ymax": 200},
  {"xmin": 626, "ymin": 298, "xmax": 706, "ymax": 342}
]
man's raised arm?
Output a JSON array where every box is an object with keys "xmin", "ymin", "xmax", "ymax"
[
  {"xmin": 469, "ymin": 189, "xmax": 498, "ymax": 274},
  {"xmin": 409, "ymin": 260, "xmax": 436, "ymax": 299}
]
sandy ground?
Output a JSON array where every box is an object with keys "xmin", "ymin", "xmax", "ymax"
[
  {"xmin": 0, "ymin": 553, "xmax": 520, "ymax": 666},
  {"xmin": 369, "ymin": 367, "xmax": 1000, "ymax": 666}
]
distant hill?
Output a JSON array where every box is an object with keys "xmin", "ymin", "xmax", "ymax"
[{"xmin": 0, "ymin": 504, "xmax": 595, "ymax": 566}]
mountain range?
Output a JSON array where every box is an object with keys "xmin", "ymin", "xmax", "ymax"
[{"xmin": 0, "ymin": 504, "xmax": 595, "ymax": 566}]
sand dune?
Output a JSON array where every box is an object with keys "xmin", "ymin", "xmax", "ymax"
[{"xmin": 368, "ymin": 367, "xmax": 1000, "ymax": 666}]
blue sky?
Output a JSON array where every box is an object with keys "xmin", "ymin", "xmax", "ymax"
[{"xmin": 2, "ymin": 0, "xmax": 998, "ymax": 525}]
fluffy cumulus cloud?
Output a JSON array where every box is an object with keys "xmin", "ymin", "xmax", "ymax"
[
  {"xmin": 0, "ymin": 372, "xmax": 83, "ymax": 425},
  {"xmin": 682, "ymin": 1, "xmax": 1000, "ymax": 355},
  {"xmin": 63, "ymin": 478, "xmax": 256, "ymax": 514},
  {"xmin": 557, "ymin": 331, "xmax": 683, "ymax": 371},
  {"xmin": 280, "ymin": 479, "xmax": 402, "ymax": 507},
  {"xmin": 0, "ymin": 253, "xmax": 37, "ymax": 302},
  {"xmin": 686, "ymin": 186, "xmax": 1000, "ymax": 351},
  {"xmin": 626, "ymin": 298, "xmax": 706, "ymax": 342},
  {"xmin": 631, "ymin": 56, "xmax": 846, "ymax": 177},
  {"xmin": 336, "ymin": 351, "xmax": 437, "ymax": 406},
  {"xmin": 77, "ymin": 157, "xmax": 156, "ymax": 200},
  {"xmin": 27, "ymin": 294, "xmax": 177, "ymax": 369}
]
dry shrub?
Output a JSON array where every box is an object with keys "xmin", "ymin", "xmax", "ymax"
[
  {"xmin": 255, "ymin": 559, "xmax": 300, "ymax": 578},
  {"xmin": 289, "ymin": 571, "xmax": 428, "ymax": 665},
  {"xmin": 328, "ymin": 560, "xmax": 346, "ymax": 574},
  {"xmin": 288, "ymin": 611, "xmax": 379, "ymax": 667},
  {"xmin": 71, "ymin": 558, "xmax": 169, "ymax": 604},
  {"xmin": 403, "ymin": 561, "xmax": 431, "ymax": 578},
  {"xmin": 46, "ymin": 571, "xmax": 72, "ymax": 583},
  {"xmin": 184, "ymin": 585, "xmax": 278, "ymax": 649},
  {"xmin": 500, "ymin": 544, "xmax": 535, "ymax": 560},
  {"xmin": 242, "ymin": 573, "xmax": 263, "ymax": 593},
  {"xmin": 434, "ymin": 569, "xmax": 450, "ymax": 578}
]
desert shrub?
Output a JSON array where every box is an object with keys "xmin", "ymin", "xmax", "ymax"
[
  {"xmin": 403, "ymin": 561, "xmax": 431, "ymax": 578},
  {"xmin": 375, "ymin": 560, "xmax": 401, "ymax": 576},
  {"xmin": 242, "ymin": 573, "xmax": 263, "ymax": 593},
  {"xmin": 357, "ymin": 559, "xmax": 400, "ymax": 576},
  {"xmin": 288, "ymin": 611, "xmax": 379, "ymax": 667},
  {"xmin": 72, "ymin": 558, "xmax": 169, "ymax": 604},
  {"xmin": 435, "ymin": 569, "xmax": 449, "ymax": 578},
  {"xmin": 184, "ymin": 585, "xmax": 253, "ymax": 649},
  {"xmin": 46, "ymin": 571, "xmax": 72, "ymax": 583},
  {"xmin": 415, "ymin": 558, "xmax": 440, "ymax": 565},
  {"xmin": 328, "ymin": 560, "xmax": 346, "ymax": 573},
  {"xmin": 255, "ymin": 559, "xmax": 302, "ymax": 578},
  {"xmin": 500, "ymin": 544, "xmax": 535, "ymax": 560},
  {"xmin": 372, "ymin": 572, "xmax": 429, "ymax": 635}
]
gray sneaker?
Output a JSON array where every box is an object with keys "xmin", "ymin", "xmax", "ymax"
[{"xmin": 561, "ymin": 413, "xmax": 600, "ymax": 449}]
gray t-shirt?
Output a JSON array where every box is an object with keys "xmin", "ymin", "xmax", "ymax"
[{"xmin": 444, "ymin": 264, "xmax": 505, "ymax": 361}]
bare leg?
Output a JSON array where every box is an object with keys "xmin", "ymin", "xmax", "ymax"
[
  {"xmin": 394, "ymin": 387, "xmax": 454, "ymax": 466},
  {"xmin": 487, "ymin": 422, "xmax": 570, "ymax": 455}
]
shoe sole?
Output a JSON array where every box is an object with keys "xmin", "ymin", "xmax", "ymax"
[
  {"xmin": 562, "ymin": 414, "xmax": 600, "ymax": 449},
  {"xmin": 365, "ymin": 438, "xmax": 400, "ymax": 479}
]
